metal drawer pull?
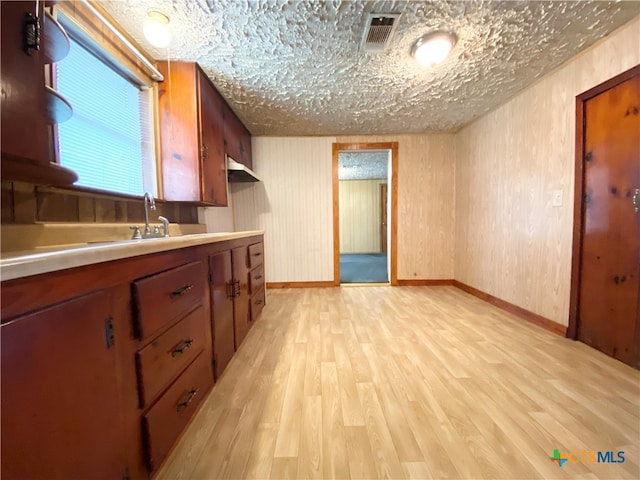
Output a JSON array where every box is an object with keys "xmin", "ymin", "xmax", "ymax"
[
  {"xmin": 255, "ymin": 299, "xmax": 263, "ymax": 305},
  {"xmin": 171, "ymin": 338, "xmax": 194, "ymax": 357},
  {"xmin": 254, "ymin": 275, "xmax": 263, "ymax": 280},
  {"xmin": 176, "ymin": 388, "xmax": 198, "ymax": 412},
  {"xmin": 252, "ymin": 252, "xmax": 262, "ymax": 256},
  {"xmin": 170, "ymin": 283, "xmax": 193, "ymax": 299}
]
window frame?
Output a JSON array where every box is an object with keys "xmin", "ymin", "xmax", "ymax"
[{"xmin": 49, "ymin": 3, "xmax": 161, "ymax": 200}]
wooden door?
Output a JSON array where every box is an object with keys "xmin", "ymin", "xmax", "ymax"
[
  {"xmin": 209, "ymin": 250, "xmax": 235, "ymax": 379},
  {"xmin": 198, "ymin": 69, "xmax": 227, "ymax": 206},
  {"xmin": 380, "ymin": 183, "xmax": 388, "ymax": 253},
  {"xmin": 231, "ymin": 246, "xmax": 250, "ymax": 350},
  {"xmin": 577, "ymin": 73, "xmax": 640, "ymax": 367},
  {"xmin": 1, "ymin": 290, "xmax": 126, "ymax": 479}
]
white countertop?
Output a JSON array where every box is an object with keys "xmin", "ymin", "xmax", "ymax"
[{"xmin": 0, "ymin": 230, "xmax": 264, "ymax": 282}]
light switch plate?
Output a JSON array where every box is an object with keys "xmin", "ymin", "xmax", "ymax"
[{"xmin": 552, "ymin": 189, "xmax": 563, "ymax": 207}]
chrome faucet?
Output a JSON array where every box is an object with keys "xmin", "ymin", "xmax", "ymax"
[
  {"xmin": 143, "ymin": 192, "xmax": 156, "ymax": 236},
  {"xmin": 130, "ymin": 192, "xmax": 171, "ymax": 239}
]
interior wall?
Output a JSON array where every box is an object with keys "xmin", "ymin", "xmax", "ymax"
[
  {"xmin": 455, "ymin": 16, "xmax": 640, "ymax": 326},
  {"xmin": 233, "ymin": 137, "xmax": 336, "ymax": 282},
  {"xmin": 337, "ymin": 134, "xmax": 456, "ymax": 280},
  {"xmin": 198, "ymin": 182, "xmax": 235, "ymax": 233},
  {"xmin": 339, "ymin": 179, "xmax": 386, "ymax": 254}
]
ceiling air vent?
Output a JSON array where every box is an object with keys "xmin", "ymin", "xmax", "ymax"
[{"xmin": 361, "ymin": 13, "xmax": 401, "ymax": 52}]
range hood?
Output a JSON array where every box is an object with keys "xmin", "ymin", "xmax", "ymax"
[{"xmin": 227, "ymin": 155, "xmax": 261, "ymax": 183}]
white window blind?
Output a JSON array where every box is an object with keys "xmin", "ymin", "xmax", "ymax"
[{"xmin": 56, "ymin": 36, "xmax": 155, "ymax": 196}]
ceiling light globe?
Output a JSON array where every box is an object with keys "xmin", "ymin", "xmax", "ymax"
[
  {"xmin": 412, "ymin": 32, "xmax": 456, "ymax": 67},
  {"xmin": 143, "ymin": 10, "xmax": 171, "ymax": 48}
]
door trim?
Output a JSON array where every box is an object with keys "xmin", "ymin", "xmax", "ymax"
[
  {"xmin": 567, "ymin": 64, "xmax": 640, "ymax": 340},
  {"xmin": 332, "ymin": 142, "xmax": 399, "ymax": 286}
]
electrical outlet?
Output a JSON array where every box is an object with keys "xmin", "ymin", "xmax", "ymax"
[{"xmin": 552, "ymin": 189, "xmax": 563, "ymax": 207}]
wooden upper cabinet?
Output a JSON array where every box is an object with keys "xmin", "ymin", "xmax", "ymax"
[
  {"xmin": 0, "ymin": 1, "xmax": 77, "ymax": 186},
  {"xmin": 157, "ymin": 61, "xmax": 227, "ymax": 205},
  {"xmin": 198, "ymin": 70, "xmax": 228, "ymax": 206},
  {"xmin": 223, "ymin": 102, "xmax": 253, "ymax": 170}
]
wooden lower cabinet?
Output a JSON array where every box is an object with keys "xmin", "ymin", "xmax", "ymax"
[
  {"xmin": 142, "ymin": 351, "xmax": 211, "ymax": 471},
  {"xmin": 208, "ymin": 240, "xmax": 266, "ymax": 379},
  {"xmin": 231, "ymin": 246, "xmax": 251, "ymax": 349},
  {"xmin": 1, "ymin": 290, "xmax": 127, "ymax": 480},
  {"xmin": 209, "ymin": 250, "xmax": 234, "ymax": 379},
  {"xmin": 0, "ymin": 234, "xmax": 264, "ymax": 479}
]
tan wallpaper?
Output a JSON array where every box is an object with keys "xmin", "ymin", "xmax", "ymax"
[
  {"xmin": 337, "ymin": 134, "xmax": 456, "ymax": 280},
  {"xmin": 233, "ymin": 134, "xmax": 455, "ymax": 282},
  {"xmin": 455, "ymin": 16, "xmax": 640, "ymax": 326},
  {"xmin": 233, "ymin": 137, "xmax": 336, "ymax": 282},
  {"xmin": 339, "ymin": 179, "xmax": 386, "ymax": 254}
]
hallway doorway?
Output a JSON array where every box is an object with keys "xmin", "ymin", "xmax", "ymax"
[{"xmin": 332, "ymin": 142, "xmax": 398, "ymax": 285}]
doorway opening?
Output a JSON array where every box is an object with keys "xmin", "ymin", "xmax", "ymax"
[{"xmin": 332, "ymin": 142, "xmax": 398, "ymax": 286}]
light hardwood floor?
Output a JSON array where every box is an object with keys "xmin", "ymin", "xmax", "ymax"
[{"xmin": 158, "ymin": 286, "xmax": 639, "ymax": 480}]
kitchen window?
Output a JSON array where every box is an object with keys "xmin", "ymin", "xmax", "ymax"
[{"xmin": 55, "ymin": 13, "xmax": 157, "ymax": 197}]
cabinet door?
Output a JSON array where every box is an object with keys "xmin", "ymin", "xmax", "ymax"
[
  {"xmin": 198, "ymin": 69, "xmax": 227, "ymax": 206},
  {"xmin": 157, "ymin": 61, "xmax": 201, "ymax": 201},
  {"xmin": 1, "ymin": 290, "xmax": 126, "ymax": 479},
  {"xmin": 1, "ymin": 1, "xmax": 50, "ymax": 165},
  {"xmin": 209, "ymin": 250, "xmax": 234, "ymax": 379},
  {"xmin": 231, "ymin": 246, "xmax": 250, "ymax": 349},
  {"xmin": 223, "ymin": 103, "xmax": 252, "ymax": 169}
]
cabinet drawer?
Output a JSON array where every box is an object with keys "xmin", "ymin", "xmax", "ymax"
[
  {"xmin": 133, "ymin": 261, "xmax": 204, "ymax": 339},
  {"xmin": 250, "ymin": 288, "xmax": 265, "ymax": 323},
  {"xmin": 136, "ymin": 306, "xmax": 207, "ymax": 407},
  {"xmin": 248, "ymin": 242, "xmax": 264, "ymax": 269},
  {"xmin": 249, "ymin": 264, "xmax": 264, "ymax": 295},
  {"xmin": 142, "ymin": 351, "xmax": 212, "ymax": 472}
]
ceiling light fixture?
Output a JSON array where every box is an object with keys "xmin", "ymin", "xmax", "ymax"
[
  {"xmin": 143, "ymin": 9, "xmax": 171, "ymax": 48},
  {"xmin": 411, "ymin": 31, "xmax": 457, "ymax": 67}
]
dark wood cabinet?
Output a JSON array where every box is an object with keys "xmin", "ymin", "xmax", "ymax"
[
  {"xmin": 231, "ymin": 245, "xmax": 251, "ymax": 349},
  {"xmin": 198, "ymin": 70, "xmax": 227, "ymax": 205},
  {"xmin": 0, "ymin": 1, "xmax": 77, "ymax": 185},
  {"xmin": 248, "ymin": 242, "xmax": 266, "ymax": 323},
  {"xmin": 223, "ymin": 102, "xmax": 253, "ymax": 169},
  {"xmin": 209, "ymin": 241, "xmax": 265, "ymax": 377},
  {"xmin": 0, "ymin": 234, "xmax": 263, "ymax": 479},
  {"xmin": 209, "ymin": 250, "xmax": 235, "ymax": 379},
  {"xmin": 157, "ymin": 61, "xmax": 227, "ymax": 205},
  {"xmin": 1, "ymin": 290, "xmax": 126, "ymax": 479},
  {"xmin": 132, "ymin": 260, "xmax": 213, "ymax": 472}
]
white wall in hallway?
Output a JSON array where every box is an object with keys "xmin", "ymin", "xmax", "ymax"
[{"xmin": 233, "ymin": 137, "xmax": 336, "ymax": 282}]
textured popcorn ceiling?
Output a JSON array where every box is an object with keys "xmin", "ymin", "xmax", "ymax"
[
  {"xmin": 339, "ymin": 151, "xmax": 389, "ymax": 180},
  {"xmin": 98, "ymin": 1, "xmax": 640, "ymax": 136}
]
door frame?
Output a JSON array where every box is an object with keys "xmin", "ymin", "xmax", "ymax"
[
  {"xmin": 332, "ymin": 142, "xmax": 398, "ymax": 286},
  {"xmin": 567, "ymin": 64, "xmax": 640, "ymax": 339},
  {"xmin": 380, "ymin": 183, "xmax": 388, "ymax": 254}
]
